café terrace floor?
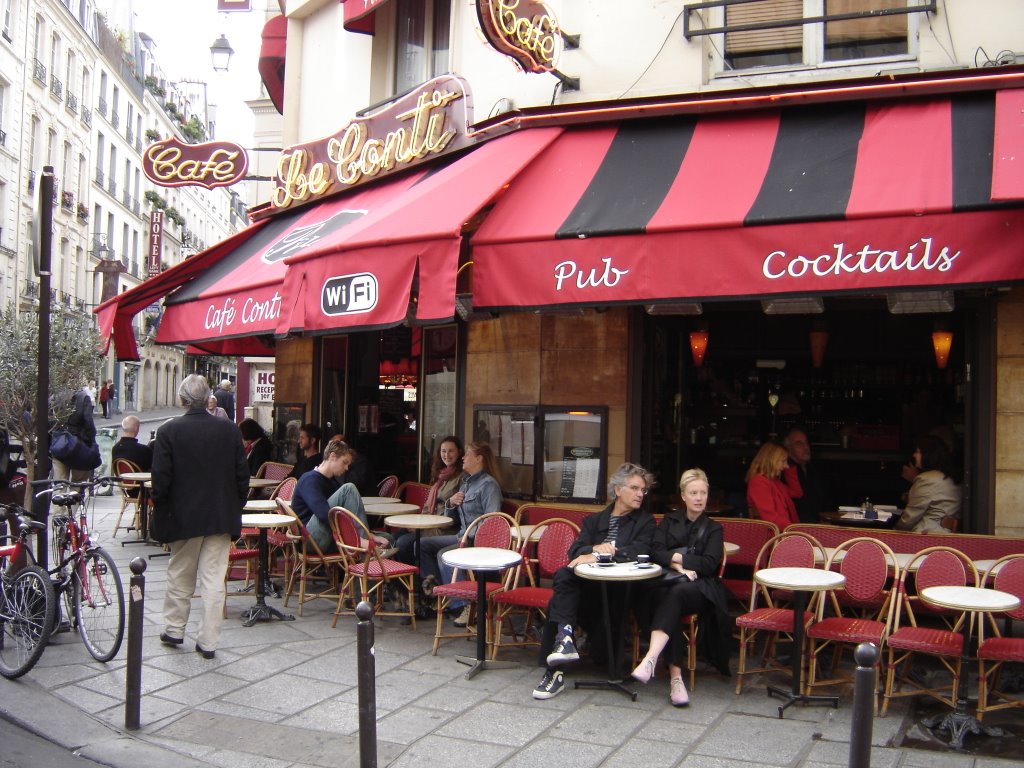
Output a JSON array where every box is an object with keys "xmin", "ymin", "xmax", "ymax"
[{"xmin": 1, "ymin": 475, "xmax": 1021, "ymax": 768}]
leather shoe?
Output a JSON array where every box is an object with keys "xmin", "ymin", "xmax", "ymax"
[
  {"xmin": 670, "ymin": 677, "xmax": 690, "ymax": 707},
  {"xmin": 631, "ymin": 658, "xmax": 656, "ymax": 684},
  {"xmin": 195, "ymin": 644, "xmax": 216, "ymax": 660},
  {"xmin": 160, "ymin": 632, "xmax": 183, "ymax": 647}
]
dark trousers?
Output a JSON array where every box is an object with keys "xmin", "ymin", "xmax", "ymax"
[
  {"xmin": 646, "ymin": 579, "xmax": 710, "ymax": 668},
  {"xmin": 541, "ymin": 566, "xmax": 622, "ymax": 666}
]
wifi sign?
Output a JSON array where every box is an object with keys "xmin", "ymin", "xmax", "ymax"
[{"xmin": 321, "ymin": 273, "xmax": 378, "ymax": 315}]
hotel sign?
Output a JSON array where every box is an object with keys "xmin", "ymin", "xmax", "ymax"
[
  {"xmin": 476, "ymin": 0, "xmax": 560, "ymax": 73},
  {"xmin": 142, "ymin": 137, "xmax": 249, "ymax": 189},
  {"xmin": 269, "ymin": 75, "xmax": 475, "ymax": 212}
]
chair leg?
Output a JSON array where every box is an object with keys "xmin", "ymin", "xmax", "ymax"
[{"xmin": 432, "ymin": 596, "xmax": 447, "ymax": 656}]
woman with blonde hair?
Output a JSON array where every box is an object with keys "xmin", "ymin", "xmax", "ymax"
[
  {"xmin": 631, "ymin": 468, "xmax": 731, "ymax": 706},
  {"xmin": 745, "ymin": 442, "xmax": 798, "ymax": 530}
]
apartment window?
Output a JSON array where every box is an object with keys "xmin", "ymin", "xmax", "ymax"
[
  {"xmin": 3, "ymin": 0, "xmax": 14, "ymax": 41},
  {"xmin": 47, "ymin": 128, "xmax": 56, "ymax": 166},
  {"xmin": 720, "ymin": 0, "xmax": 912, "ymax": 71},
  {"xmin": 393, "ymin": 0, "xmax": 451, "ymax": 95},
  {"xmin": 78, "ymin": 152, "xmax": 86, "ymax": 200}
]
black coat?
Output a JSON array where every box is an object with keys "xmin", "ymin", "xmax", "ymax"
[
  {"xmin": 66, "ymin": 389, "xmax": 96, "ymax": 446},
  {"xmin": 651, "ymin": 511, "xmax": 733, "ymax": 675},
  {"xmin": 568, "ymin": 503, "xmax": 656, "ymax": 562},
  {"xmin": 246, "ymin": 437, "xmax": 274, "ymax": 476},
  {"xmin": 150, "ymin": 408, "xmax": 249, "ymax": 541},
  {"xmin": 111, "ymin": 437, "xmax": 153, "ymax": 472}
]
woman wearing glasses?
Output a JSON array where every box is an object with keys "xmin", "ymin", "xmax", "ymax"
[
  {"xmin": 533, "ymin": 462, "xmax": 657, "ymax": 700},
  {"xmin": 631, "ymin": 468, "xmax": 731, "ymax": 706}
]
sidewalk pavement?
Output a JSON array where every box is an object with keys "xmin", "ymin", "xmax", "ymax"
[{"xmin": 1, "ymin": 492, "xmax": 1017, "ymax": 768}]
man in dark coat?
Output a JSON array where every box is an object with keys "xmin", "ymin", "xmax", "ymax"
[
  {"xmin": 111, "ymin": 415, "xmax": 153, "ymax": 471},
  {"xmin": 53, "ymin": 386, "xmax": 97, "ymax": 482},
  {"xmin": 151, "ymin": 375, "xmax": 248, "ymax": 659},
  {"xmin": 214, "ymin": 379, "xmax": 235, "ymax": 419}
]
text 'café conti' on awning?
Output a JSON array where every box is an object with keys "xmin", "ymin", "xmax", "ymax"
[{"xmin": 96, "ymin": 66, "xmax": 1024, "ymax": 360}]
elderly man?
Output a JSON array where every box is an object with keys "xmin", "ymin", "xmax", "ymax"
[
  {"xmin": 213, "ymin": 379, "xmax": 235, "ymax": 419},
  {"xmin": 151, "ymin": 375, "xmax": 249, "ymax": 659},
  {"xmin": 111, "ymin": 414, "xmax": 152, "ymax": 471},
  {"xmin": 782, "ymin": 427, "xmax": 831, "ymax": 524}
]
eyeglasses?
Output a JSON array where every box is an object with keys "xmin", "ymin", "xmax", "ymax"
[{"xmin": 623, "ymin": 484, "xmax": 648, "ymax": 496}]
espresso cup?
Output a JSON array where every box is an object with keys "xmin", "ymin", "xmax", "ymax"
[
  {"xmin": 636, "ymin": 554, "xmax": 650, "ymax": 565},
  {"xmin": 595, "ymin": 552, "xmax": 613, "ymax": 564}
]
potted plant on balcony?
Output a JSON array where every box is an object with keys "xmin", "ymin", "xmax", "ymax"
[
  {"xmin": 76, "ymin": 202, "xmax": 89, "ymax": 223},
  {"xmin": 61, "ymin": 190, "xmax": 75, "ymax": 211},
  {"xmin": 144, "ymin": 128, "xmax": 161, "ymax": 143}
]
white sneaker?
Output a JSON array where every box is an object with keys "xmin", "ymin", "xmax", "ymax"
[{"xmin": 452, "ymin": 605, "xmax": 472, "ymax": 627}]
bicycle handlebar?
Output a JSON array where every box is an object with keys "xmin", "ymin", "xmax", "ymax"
[{"xmin": 31, "ymin": 476, "xmax": 115, "ymax": 498}]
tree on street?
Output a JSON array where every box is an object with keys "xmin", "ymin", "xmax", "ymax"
[{"xmin": 0, "ymin": 304, "xmax": 101, "ymax": 507}]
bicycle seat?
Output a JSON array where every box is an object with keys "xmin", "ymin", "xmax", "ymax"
[{"xmin": 52, "ymin": 492, "xmax": 81, "ymax": 508}]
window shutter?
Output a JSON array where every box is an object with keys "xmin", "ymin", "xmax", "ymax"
[
  {"xmin": 726, "ymin": 0, "xmax": 803, "ymax": 55},
  {"xmin": 825, "ymin": 1, "xmax": 908, "ymax": 45}
]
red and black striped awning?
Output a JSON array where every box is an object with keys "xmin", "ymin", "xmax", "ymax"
[{"xmin": 472, "ymin": 91, "xmax": 1024, "ymax": 311}]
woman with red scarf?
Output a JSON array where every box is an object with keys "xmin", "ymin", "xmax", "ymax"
[{"xmin": 394, "ymin": 436, "xmax": 466, "ymax": 565}]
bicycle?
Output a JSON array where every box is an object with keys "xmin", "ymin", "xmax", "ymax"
[
  {"xmin": 31, "ymin": 477, "xmax": 125, "ymax": 662},
  {"xmin": 0, "ymin": 504, "xmax": 56, "ymax": 678}
]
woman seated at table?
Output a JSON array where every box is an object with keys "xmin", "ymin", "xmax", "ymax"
[
  {"xmin": 632, "ymin": 468, "xmax": 731, "ymax": 707},
  {"xmin": 418, "ymin": 441, "xmax": 503, "ymax": 626},
  {"xmin": 291, "ymin": 439, "xmax": 387, "ymax": 553},
  {"xmin": 746, "ymin": 442, "xmax": 799, "ymax": 530},
  {"xmin": 238, "ymin": 418, "xmax": 273, "ymax": 476},
  {"xmin": 895, "ymin": 434, "xmax": 961, "ymax": 533},
  {"xmin": 394, "ymin": 435, "xmax": 466, "ymax": 565}
]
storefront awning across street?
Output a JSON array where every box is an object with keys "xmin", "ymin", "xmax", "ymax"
[{"xmin": 96, "ymin": 83, "xmax": 1024, "ymax": 361}]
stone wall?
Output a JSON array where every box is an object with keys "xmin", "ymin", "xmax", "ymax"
[{"xmin": 995, "ymin": 287, "xmax": 1024, "ymax": 536}]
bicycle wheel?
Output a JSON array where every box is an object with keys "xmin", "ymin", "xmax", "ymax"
[
  {"xmin": 0, "ymin": 565, "xmax": 56, "ymax": 679},
  {"xmin": 73, "ymin": 548, "xmax": 125, "ymax": 662}
]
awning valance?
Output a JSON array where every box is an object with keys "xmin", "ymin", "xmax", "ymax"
[
  {"xmin": 342, "ymin": 0, "xmax": 387, "ymax": 35},
  {"xmin": 472, "ymin": 91, "xmax": 1024, "ymax": 310},
  {"xmin": 258, "ymin": 15, "xmax": 286, "ymax": 114}
]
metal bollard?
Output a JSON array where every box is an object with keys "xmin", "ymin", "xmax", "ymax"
[
  {"xmin": 124, "ymin": 557, "xmax": 147, "ymax": 730},
  {"xmin": 848, "ymin": 642, "xmax": 879, "ymax": 768},
  {"xmin": 356, "ymin": 601, "xmax": 377, "ymax": 768}
]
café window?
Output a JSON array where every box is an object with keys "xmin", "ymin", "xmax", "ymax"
[
  {"xmin": 393, "ymin": 0, "xmax": 451, "ymax": 95},
  {"xmin": 711, "ymin": 0, "xmax": 920, "ymax": 71},
  {"xmin": 473, "ymin": 405, "xmax": 608, "ymax": 504}
]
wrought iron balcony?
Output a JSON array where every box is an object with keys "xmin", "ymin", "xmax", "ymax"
[
  {"xmin": 81, "ymin": 108, "xmax": 92, "ymax": 127},
  {"xmin": 27, "ymin": 171, "xmax": 36, "ymax": 193},
  {"xmin": 66, "ymin": 93, "xmax": 78, "ymax": 114},
  {"xmin": 107, "ymin": 178, "xmax": 117, "ymax": 196},
  {"xmin": 32, "ymin": 59, "xmax": 46, "ymax": 85},
  {"xmin": 126, "ymin": 128, "xmax": 134, "ymax": 145},
  {"xmin": 111, "ymin": 110, "xmax": 119, "ymax": 129},
  {"xmin": 49, "ymin": 75, "xmax": 63, "ymax": 100},
  {"xmin": 97, "ymin": 97, "xmax": 107, "ymax": 117},
  {"xmin": 94, "ymin": 168, "xmax": 104, "ymax": 185}
]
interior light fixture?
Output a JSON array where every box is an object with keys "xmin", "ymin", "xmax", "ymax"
[
  {"xmin": 932, "ymin": 331, "xmax": 953, "ymax": 369},
  {"xmin": 645, "ymin": 303, "xmax": 703, "ymax": 316},
  {"xmin": 761, "ymin": 297, "xmax": 824, "ymax": 315},
  {"xmin": 886, "ymin": 290, "xmax": 955, "ymax": 314},
  {"xmin": 689, "ymin": 330, "xmax": 709, "ymax": 367}
]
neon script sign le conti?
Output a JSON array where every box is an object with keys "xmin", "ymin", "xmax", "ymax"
[{"xmin": 271, "ymin": 75, "xmax": 475, "ymax": 211}]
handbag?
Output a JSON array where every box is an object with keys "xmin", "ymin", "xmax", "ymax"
[{"xmin": 50, "ymin": 428, "xmax": 80, "ymax": 461}]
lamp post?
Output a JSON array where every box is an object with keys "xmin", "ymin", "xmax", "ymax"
[
  {"xmin": 210, "ymin": 34, "xmax": 234, "ymax": 72},
  {"xmin": 34, "ymin": 167, "xmax": 54, "ymax": 562}
]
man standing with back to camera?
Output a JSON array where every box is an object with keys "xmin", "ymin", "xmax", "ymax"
[{"xmin": 151, "ymin": 375, "xmax": 249, "ymax": 659}]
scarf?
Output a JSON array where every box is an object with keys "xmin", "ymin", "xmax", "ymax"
[{"xmin": 423, "ymin": 463, "xmax": 459, "ymax": 514}]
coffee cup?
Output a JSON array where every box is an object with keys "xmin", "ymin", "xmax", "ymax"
[
  {"xmin": 636, "ymin": 554, "xmax": 650, "ymax": 565},
  {"xmin": 595, "ymin": 552, "xmax": 613, "ymax": 565}
]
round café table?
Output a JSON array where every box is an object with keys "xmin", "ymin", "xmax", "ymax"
[
  {"xmin": 754, "ymin": 566, "xmax": 846, "ymax": 717},
  {"xmin": 386, "ymin": 514, "xmax": 453, "ymax": 559},
  {"xmin": 239, "ymin": 512, "xmax": 296, "ymax": 627},
  {"xmin": 365, "ymin": 502, "xmax": 421, "ymax": 517},
  {"xmin": 248, "ymin": 478, "xmax": 281, "ymax": 490},
  {"xmin": 361, "ymin": 496, "xmax": 401, "ymax": 505},
  {"xmin": 919, "ymin": 585, "xmax": 1021, "ymax": 749},
  {"xmin": 573, "ymin": 561, "xmax": 663, "ymax": 700},
  {"xmin": 440, "ymin": 547, "xmax": 522, "ymax": 679}
]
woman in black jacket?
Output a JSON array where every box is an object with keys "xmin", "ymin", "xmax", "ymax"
[{"xmin": 632, "ymin": 468, "xmax": 731, "ymax": 707}]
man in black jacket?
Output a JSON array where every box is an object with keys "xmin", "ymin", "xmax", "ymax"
[
  {"xmin": 111, "ymin": 415, "xmax": 152, "ymax": 471},
  {"xmin": 151, "ymin": 375, "xmax": 249, "ymax": 659}
]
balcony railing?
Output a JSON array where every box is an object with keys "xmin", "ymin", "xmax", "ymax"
[
  {"xmin": 0, "ymin": 129, "xmax": 5, "ymax": 146},
  {"xmin": 24, "ymin": 281, "xmax": 38, "ymax": 298},
  {"xmin": 49, "ymin": 75, "xmax": 63, "ymax": 100},
  {"xmin": 126, "ymin": 128, "xmax": 134, "ymax": 145},
  {"xmin": 66, "ymin": 93, "xmax": 78, "ymax": 114},
  {"xmin": 97, "ymin": 97, "xmax": 107, "ymax": 117},
  {"xmin": 94, "ymin": 168, "xmax": 104, "ymax": 186},
  {"xmin": 32, "ymin": 59, "xmax": 46, "ymax": 85},
  {"xmin": 111, "ymin": 110, "xmax": 119, "ymax": 129},
  {"xmin": 81, "ymin": 108, "xmax": 92, "ymax": 128},
  {"xmin": 122, "ymin": 191, "xmax": 131, "ymax": 208},
  {"xmin": 107, "ymin": 178, "xmax": 117, "ymax": 196},
  {"xmin": 27, "ymin": 171, "xmax": 36, "ymax": 193},
  {"xmin": 132, "ymin": 199, "xmax": 141, "ymax": 216},
  {"xmin": 135, "ymin": 138, "xmax": 142, "ymax": 153}
]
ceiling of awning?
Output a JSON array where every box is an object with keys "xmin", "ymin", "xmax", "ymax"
[
  {"xmin": 471, "ymin": 91, "xmax": 1024, "ymax": 311},
  {"xmin": 258, "ymin": 14, "xmax": 286, "ymax": 114}
]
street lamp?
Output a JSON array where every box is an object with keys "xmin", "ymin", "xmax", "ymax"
[{"xmin": 210, "ymin": 34, "xmax": 234, "ymax": 72}]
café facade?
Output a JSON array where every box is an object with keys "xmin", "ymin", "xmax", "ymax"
[{"xmin": 97, "ymin": 1, "xmax": 1024, "ymax": 535}]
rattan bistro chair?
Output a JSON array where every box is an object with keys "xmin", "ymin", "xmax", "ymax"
[
  {"xmin": 976, "ymin": 554, "xmax": 1024, "ymax": 721},
  {"xmin": 112, "ymin": 458, "xmax": 144, "ymax": 538},
  {"xmin": 277, "ymin": 499, "xmax": 345, "ymax": 615}
]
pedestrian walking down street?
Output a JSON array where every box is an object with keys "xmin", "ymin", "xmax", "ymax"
[{"xmin": 150, "ymin": 375, "xmax": 249, "ymax": 659}]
